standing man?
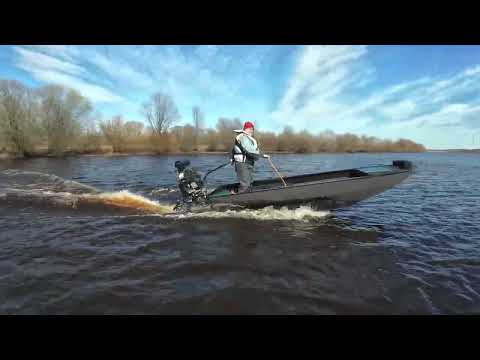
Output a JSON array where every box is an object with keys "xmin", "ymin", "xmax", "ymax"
[{"xmin": 231, "ymin": 121, "xmax": 270, "ymax": 193}]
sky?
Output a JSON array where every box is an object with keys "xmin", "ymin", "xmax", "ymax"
[{"xmin": 1, "ymin": 45, "xmax": 480, "ymax": 149}]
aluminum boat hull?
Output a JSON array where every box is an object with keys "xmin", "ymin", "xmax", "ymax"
[{"xmin": 206, "ymin": 160, "xmax": 413, "ymax": 210}]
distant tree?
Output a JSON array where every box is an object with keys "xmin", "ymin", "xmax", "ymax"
[
  {"xmin": 100, "ymin": 115, "xmax": 128, "ymax": 152},
  {"xmin": 0, "ymin": 78, "xmax": 428, "ymax": 156},
  {"xmin": 141, "ymin": 92, "xmax": 179, "ymax": 135},
  {"xmin": 124, "ymin": 121, "xmax": 144, "ymax": 137},
  {"xmin": 38, "ymin": 85, "xmax": 92, "ymax": 155},
  {"xmin": 293, "ymin": 130, "xmax": 315, "ymax": 153},
  {"xmin": 192, "ymin": 106, "xmax": 204, "ymax": 151},
  {"xmin": 205, "ymin": 128, "xmax": 218, "ymax": 151},
  {"xmin": 216, "ymin": 117, "xmax": 242, "ymax": 151},
  {"xmin": 0, "ymin": 79, "xmax": 38, "ymax": 155},
  {"xmin": 316, "ymin": 130, "xmax": 336, "ymax": 152},
  {"xmin": 256, "ymin": 131, "xmax": 277, "ymax": 152},
  {"xmin": 78, "ymin": 111, "xmax": 103, "ymax": 153},
  {"xmin": 180, "ymin": 124, "xmax": 196, "ymax": 152},
  {"xmin": 170, "ymin": 125, "xmax": 183, "ymax": 139},
  {"xmin": 277, "ymin": 126, "xmax": 295, "ymax": 152},
  {"xmin": 335, "ymin": 133, "xmax": 360, "ymax": 152}
]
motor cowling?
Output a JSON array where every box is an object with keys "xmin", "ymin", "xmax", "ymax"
[{"xmin": 393, "ymin": 160, "xmax": 413, "ymax": 170}]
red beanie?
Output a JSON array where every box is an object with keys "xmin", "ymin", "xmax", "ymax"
[{"xmin": 243, "ymin": 121, "xmax": 254, "ymax": 130}]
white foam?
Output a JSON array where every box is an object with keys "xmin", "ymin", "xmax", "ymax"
[
  {"xmin": 150, "ymin": 187, "xmax": 177, "ymax": 195},
  {"xmin": 181, "ymin": 205, "xmax": 330, "ymax": 222}
]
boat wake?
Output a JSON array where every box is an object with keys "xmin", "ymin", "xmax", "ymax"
[
  {"xmin": 149, "ymin": 187, "xmax": 178, "ymax": 195},
  {"xmin": 0, "ymin": 169, "xmax": 329, "ymax": 221},
  {"xmin": 81, "ymin": 190, "xmax": 174, "ymax": 214},
  {"xmin": 176, "ymin": 205, "xmax": 330, "ymax": 222},
  {"xmin": 0, "ymin": 170, "xmax": 174, "ymax": 215},
  {"xmin": 0, "ymin": 169, "xmax": 99, "ymax": 194}
]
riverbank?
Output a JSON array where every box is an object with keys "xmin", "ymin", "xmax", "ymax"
[
  {"xmin": 0, "ymin": 149, "xmax": 428, "ymax": 160},
  {"xmin": 427, "ymin": 149, "xmax": 480, "ymax": 153},
  {"xmin": 0, "ymin": 150, "xmax": 230, "ymax": 160}
]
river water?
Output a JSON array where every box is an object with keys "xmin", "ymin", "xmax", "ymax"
[{"xmin": 0, "ymin": 152, "xmax": 479, "ymax": 314}]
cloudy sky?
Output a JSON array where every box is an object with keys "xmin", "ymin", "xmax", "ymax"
[{"xmin": 1, "ymin": 45, "xmax": 480, "ymax": 149}]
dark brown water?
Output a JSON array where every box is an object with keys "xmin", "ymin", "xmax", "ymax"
[{"xmin": 1, "ymin": 153, "xmax": 479, "ymax": 314}]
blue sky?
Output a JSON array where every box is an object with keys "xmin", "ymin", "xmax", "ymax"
[{"xmin": 1, "ymin": 45, "xmax": 480, "ymax": 149}]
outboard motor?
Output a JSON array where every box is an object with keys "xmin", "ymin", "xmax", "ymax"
[
  {"xmin": 393, "ymin": 160, "xmax": 413, "ymax": 170},
  {"xmin": 173, "ymin": 160, "xmax": 207, "ymax": 212}
]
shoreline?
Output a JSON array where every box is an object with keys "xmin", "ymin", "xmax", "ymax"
[
  {"xmin": 427, "ymin": 149, "xmax": 480, "ymax": 153},
  {"xmin": 1, "ymin": 150, "xmax": 428, "ymax": 160}
]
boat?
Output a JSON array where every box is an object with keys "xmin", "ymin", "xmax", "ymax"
[{"xmin": 205, "ymin": 160, "xmax": 413, "ymax": 210}]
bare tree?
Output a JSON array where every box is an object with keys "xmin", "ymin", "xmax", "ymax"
[
  {"xmin": 78, "ymin": 111, "xmax": 104, "ymax": 154},
  {"xmin": 0, "ymin": 79, "xmax": 38, "ymax": 155},
  {"xmin": 141, "ymin": 93, "xmax": 180, "ymax": 135},
  {"xmin": 316, "ymin": 130, "xmax": 336, "ymax": 152},
  {"xmin": 124, "ymin": 121, "xmax": 144, "ymax": 137},
  {"xmin": 205, "ymin": 128, "xmax": 218, "ymax": 151},
  {"xmin": 38, "ymin": 85, "xmax": 92, "ymax": 155},
  {"xmin": 169, "ymin": 124, "xmax": 196, "ymax": 152},
  {"xmin": 192, "ymin": 106, "xmax": 204, "ymax": 151},
  {"xmin": 180, "ymin": 124, "xmax": 195, "ymax": 152},
  {"xmin": 100, "ymin": 115, "xmax": 127, "ymax": 152},
  {"xmin": 216, "ymin": 117, "xmax": 242, "ymax": 151},
  {"xmin": 277, "ymin": 126, "xmax": 295, "ymax": 152},
  {"xmin": 292, "ymin": 129, "xmax": 315, "ymax": 153},
  {"xmin": 1, "ymin": 78, "xmax": 427, "ymax": 156},
  {"xmin": 256, "ymin": 131, "xmax": 277, "ymax": 152}
]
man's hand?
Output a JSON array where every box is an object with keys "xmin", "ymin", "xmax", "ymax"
[{"xmin": 262, "ymin": 154, "xmax": 270, "ymax": 159}]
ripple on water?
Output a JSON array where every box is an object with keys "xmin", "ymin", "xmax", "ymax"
[{"xmin": 1, "ymin": 153, "xmax": 480, "ymax": 314}]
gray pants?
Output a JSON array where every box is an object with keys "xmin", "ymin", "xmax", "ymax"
[{"xmin": 235, "ymin": 162, "xmax": 254, "ymax": 193}]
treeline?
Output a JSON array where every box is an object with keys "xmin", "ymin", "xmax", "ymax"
[{"xmin": 0, "ymin": 79, "xmax": 426, "ymax": 157}]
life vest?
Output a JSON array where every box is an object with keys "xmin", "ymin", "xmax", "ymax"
[{"xmin": 231, "ymin": 130, "xmax": 258, "ymax": 165}]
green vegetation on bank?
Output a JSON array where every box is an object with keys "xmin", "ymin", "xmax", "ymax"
[{"xmin": 0, "ymin": 79, "xmax": 426, "ymax": 159}]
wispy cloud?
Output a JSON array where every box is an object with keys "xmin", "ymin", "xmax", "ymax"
[
  {"xmin": 14, "ymin": 47, "xmax": 87, "ymax": 78},
  {"xmin": 271, "ymin": 45, "xmax": 373, "ymax": 133},
  {"xmin": 368, "ymin": 103, "xmax": 480, "ymax": 148},
  {"xmin": 387, "ymin": 103, "xmax": 480, "ymax": 130},
  {"xmin": 28, "ymin": 45, "xmax": 80, "ymax": 62},
  {"xmin": 10, "ymin": 45, "xmax": 276, "ymax": 121},
  {"xmin": 270, "ymin": 45, "xmax": 480, "ymax": 147},
  {"xmin": 13, "ymin": 46, "xmax": 124, "ymax": 103}
]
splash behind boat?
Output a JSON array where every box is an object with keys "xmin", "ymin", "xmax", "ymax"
[{"xmin": 205, "ymin": 160, "xmax": 413, "ymax": 210}]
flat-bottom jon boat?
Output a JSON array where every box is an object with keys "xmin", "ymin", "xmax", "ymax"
[{"xmin": 205, "ymin": 160, "xmax": 413, "ymax": 210}]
